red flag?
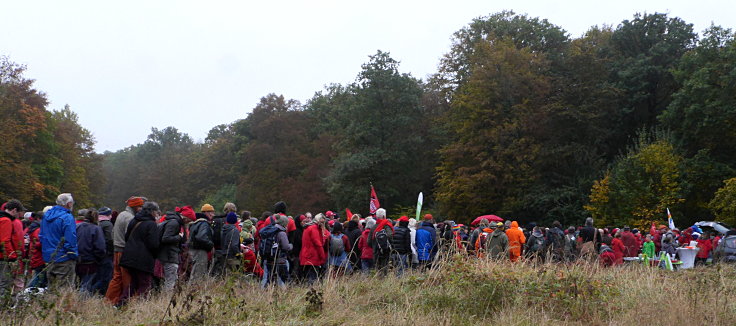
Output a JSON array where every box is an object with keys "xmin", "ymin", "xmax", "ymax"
[
  {"xmin": 346, "ymin": 208, "xmax": 353, "ymax": 220},
  {"xmin": 369, "ymin": 185, "xmax": 380, "ymax": 215},
  {"xmin": 650, "ymin": 222, "xmax": 656, "ymax": 236}
]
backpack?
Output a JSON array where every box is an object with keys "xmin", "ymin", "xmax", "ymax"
[
  {"xmin": 211, "ymin": 216, "xmax": 224, "ymax": 250},
  {"xmin": 329, "ymin": 234, "xmax": 345, "ymax": 256},
  {"xmin": 528, "ymin": 235, "xmax": 545, "ymax": 252},
  {"xmin": 257, "ymin": 217, "xmax": 282, "ymax": 261},
  {"xmin": 475, "ymin": 231, "xmax": 490, "ymax": 251},
  {"xmin": 374, "ymin": 228, "xmax": 392, "ymax": 255}
]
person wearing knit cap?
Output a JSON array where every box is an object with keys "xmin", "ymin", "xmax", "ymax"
[
  {"xmin": 95, "ymin": 207, "xmax": 115, "ymax": 295},
  {"xmin": 261, "ymin": 214, "xmax": 292, "ymax": 288},
  {"xmin": 214, "ymin": 212, "xmax": 242, "ymax": 276},
  {"xmin": 106, "ymin": 195, "xmax": 148, "ymax": 303},
  {"xmin": 158, "ymin": 209, "xmax": 186, "ymax": 292},
  {"xmin": 188, "ymin": 209, "xmax": 214, "ymax": 283},
  {"xmin": 207, "ymin": 204, "xmax": 228, "ymax": 278},
  {"xmin": 391, "ymin": 216, "xmax": 412, "ymax": 275},
  {"xmin": 273, "ymin": 201, "xmax": 287, "ymax": 215}
]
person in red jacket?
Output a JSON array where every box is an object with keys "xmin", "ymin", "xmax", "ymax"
[
  {"xmin": 299, "ymin": 213, "xmax": 327, "ymax": 284},
  {"xmin": 358, "ymin": 218, "xmax": 375, "ymax": 273},
  {"xmin": 695, "ymin": 232, "xmax": 713, "ymax": 266},
  {"xmin": 26, "ymin": 211, "xmax": 46, "ymax": 288},
  {"xmin": 241, "ymin": 238, "xmax": 263, "ymax": 278},
  {"xmin": 611, "ymin": 231, "xmax": 625, "ymax": 265},
  {"xmin": 599, "ymin": 239, "xmax": 616, "ymax": 267},
  {"xmin": 620, "ymin": 226, "xmax": 640, "ymax": 258},
  {"xmin": 0, "ymin": 200, "xmax": 25, "ymax": 295}
]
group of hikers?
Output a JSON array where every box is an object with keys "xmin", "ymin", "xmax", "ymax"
[{"xmin": 0, "ymin": 192, "xmax": 731, "ymax": 306}]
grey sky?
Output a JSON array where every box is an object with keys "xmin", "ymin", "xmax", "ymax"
[{"xmin": 2, "ymin": 0, "xmax": 734, "ymax": 152}]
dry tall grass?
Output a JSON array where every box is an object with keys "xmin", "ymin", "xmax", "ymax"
[{"xmin": 3, "ymin": 255, "xmax": 735, "ymax": 326}]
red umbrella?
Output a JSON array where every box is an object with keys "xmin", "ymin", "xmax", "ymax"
[{"xmin": 472, "ymin": 215, "xmax": 503, "ymax": 226}]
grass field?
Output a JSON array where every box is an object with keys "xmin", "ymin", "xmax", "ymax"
[{"xmin": 3, "ymin": 256, "xmax": 735, "ymax": 325}]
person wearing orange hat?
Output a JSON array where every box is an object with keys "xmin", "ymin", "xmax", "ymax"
[{"xmin": 105, "ymin": 195, "xmax": 146, "ymax": 305}]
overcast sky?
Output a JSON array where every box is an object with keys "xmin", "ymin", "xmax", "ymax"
[{"xmin": 2, "ymin": 0, "xmax": 734, "ymax": 152}]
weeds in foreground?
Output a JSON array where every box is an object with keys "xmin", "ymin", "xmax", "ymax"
[{"xmin": 2, "ymin": 257, "xmax": 735, "ymax": 325}]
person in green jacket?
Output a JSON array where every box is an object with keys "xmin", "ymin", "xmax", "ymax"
[
  {"xmin": 485, "ymin": 222, "xmax": 509, "ymax": 260},
  {"xmin": 642, "ymin": 234, "xmax": 656, "ymax": 259}
]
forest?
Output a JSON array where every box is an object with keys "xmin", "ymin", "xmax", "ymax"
[{"xmin": 2, "ymin": 11, "xmax": 736, "ymax": 229}]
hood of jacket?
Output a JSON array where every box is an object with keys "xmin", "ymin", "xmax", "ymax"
[
  {"xmin": 242, "ymin": 219, "xmax": 253, "ymax": 230},
  {"xmin": 164, "ymin": 211, "xmax": 183, "ymax": 225},
  {"xmin": 133, "ymin": 211, "xmax": 156, "ymax": 223},
  {"xmin": 511, "ymin": 221, "xmax": 519, "ymax": 228},
  {"xmin": 491, "ymin": 228, "xmax": 505, "ymax": 237},
  {"xmin": 345, "ymin": 220, "xmax": 359, "ymax": 231},
  {"xmin": 0, "ymin": 211, "xmax": 14, "ymax": 221},
  {"xmin": 599, "ymin": 244, "xmax": 613, "ymax": 254},
  {"xmin": 28, "ymin": 220, "xmax": 41, "ymax": 233},
  {"xmin": 44, "ymin": 205, "xmax": 71, "ymax": 223}
]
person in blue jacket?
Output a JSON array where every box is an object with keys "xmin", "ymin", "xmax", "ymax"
[
  {"xmin": 40, "ymin": 193, "xmax": 78, "ymax": 289},
  {"xmin": 416, "ymin": 214, "xmax": 438, "ymax": 269}
]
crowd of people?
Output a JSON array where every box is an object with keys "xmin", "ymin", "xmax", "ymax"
[{"xmin": 0, "ymin": 193, "xmax": 732, "ymax": 306}]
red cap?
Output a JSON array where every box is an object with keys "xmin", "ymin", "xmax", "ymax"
[
  {"xmin": 325, "ymin": 211, "xmax": 335, "ymax": 217},
  {"xmin": 398, "ymin": 216, "xmax": 409, "ymax": 222},
  {"xmin": 423, "ymin": 214, "xmax": 433, "ymax": 220}
]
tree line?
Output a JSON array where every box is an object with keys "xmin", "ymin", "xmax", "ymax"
[{"xmin": 3, "ymin": 11, "xmax": 736, "ymax": 228}]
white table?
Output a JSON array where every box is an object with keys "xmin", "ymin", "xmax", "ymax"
[{"xmin": 676, "ymin": 247, "xmax": 700, "ymax": 269}]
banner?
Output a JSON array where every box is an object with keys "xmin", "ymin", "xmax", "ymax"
[
  {"xmin": 415, "ymin": 192, "xmax": 423, "ymax": 220},
  {"xmin": 667, "ymin": 208, "xmax": 675, "ymax": 230},
  {"xmin": 369, "ymin": 185, "xmax": 380, "ymax": 215}
]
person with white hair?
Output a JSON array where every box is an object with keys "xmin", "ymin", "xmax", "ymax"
[{"xmin": 40, "ymin": 193, "xmax": 78, "ymax": 290}]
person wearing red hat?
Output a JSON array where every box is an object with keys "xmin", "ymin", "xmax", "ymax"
[{"xmin": 105, "ymin": 196, "xmax": 145, "ymax": 305}]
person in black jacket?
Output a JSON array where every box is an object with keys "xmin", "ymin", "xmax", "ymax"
[
  {"xmin": 188, "ymin": 213, "xmax": 213, "ymax": 282},
  {"xmin": 158, "ymin": 211, "xmax": 184, "ymax": 291},
  {"xmin": 215, "ymin": 212, "xmax": 241, "ymax": 276},
  {"xmin": 94, "ymin": 206, "xmax": 114, "ymax": 295},
  {"xmin": 344, "ymin": 219, "xmax": 362, "ymax": 273},
  {"xmin": 76, "ymin": 209, "xmax": 106, "ymax": 295},
  {"xmin": 391, "ymin": 216, "xmax": 412, "ymax": 276},
  {"xmin": 119, "ymin": 201, "xmax": 160, "ymax": 304}
]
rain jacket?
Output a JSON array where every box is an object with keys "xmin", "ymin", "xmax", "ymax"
[
  {"xmin": 300, "ymin": 223, "xmax": 326, "ymax": 266},
  {"xmin": 0, "ymin": 212, "xmax": 19, "ymax": 260},
  {"xmin": 40, "ymin": 205, "xmax": 78, "ymax": 263},
  {"xmin": 218, "ymin": 223, "xmax": 242, "ymax": 259},
  {"xmin": 157, "ymin": 212, "xmax": 184, "ymax": 264},
  {"xmin": 120, "ymin": 212, "xmax": 160, "ymax": 273},
  {"xmin": 642, "ymin": 240, "xmax": 656, "ymax": 259},
  {"xmin": 26, "ymin": 222, "xmax": 44, "ymax": 268},
  {"xmin": 76, "ymin": 221, "xmax": 106, "ymax": 263},
  {"xmin": 416, "ymin": 221, "xmax": 437, "ymax": 261},
  {"xmin": 611, "ymin": 238, "xmax": 625, "ymax": 265},
  {"xmin": 358, "ymin": 229, "xmax": 374, "ymax": 260},
  {"xmin": 485, "ymin": 228, "xmax": 509, "ymax": 259},
  {"xmin": 599, "ymin": 245, "xmax": 616, "ymax": 267},
  {"xmin": 620, "ymin": 231, "xmax": 640, "ymax": 257},
  {"xmin": 189, "ymin": 218, "xmax": 213, "ymax": 251},
  {"xmin": 505, "ymin": 221, "xmax": 526, "ymax": 262}
]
